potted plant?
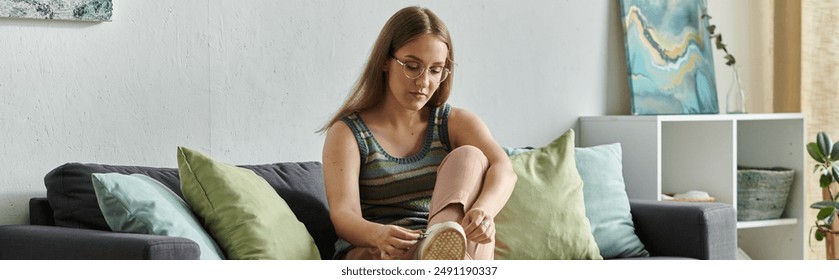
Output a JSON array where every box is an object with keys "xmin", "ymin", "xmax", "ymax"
[{"xmin": 806, "ymin": 131, "xmax": 839, "ymax": 259}]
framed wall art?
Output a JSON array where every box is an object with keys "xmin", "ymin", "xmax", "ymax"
[
  {"xmin": 0, "ymin": 0, "xmax": 112, "ymax": 22},
  {"xmin": 620, "ymin": 0, "xmax": 718, "ymax": 115}
]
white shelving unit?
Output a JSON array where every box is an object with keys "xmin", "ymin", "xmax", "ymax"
[{"xmin": 579, "ymin": 113, "xmax": 805, "ymax": 260}]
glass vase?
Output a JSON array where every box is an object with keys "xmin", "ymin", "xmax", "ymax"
[{"xmin": 726, "ymin": 66, "xmax": 747, "ymax": 114}]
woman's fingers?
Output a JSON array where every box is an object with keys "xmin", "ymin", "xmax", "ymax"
[
  {"xmin": 393, "ymin": 227, "xmax": 422, "ymax": 241},
  {"xmin": 389, "ymin": 235, "xmax": 418, "ymax": 250},
  {"xmin": 466, "ymin": 225, "xmax": 492, "ymax": 242},
  {"xmin": 376, "ymin": 225, "xmax": 422, "ymax": 260},
  {"xmin": 461, "ymin": 208, "xmax": 494, "ymax": 242},
  {"xmin": 464, "ymin": 221, "xmax": 493, "ymax": 244},
  {"xmin": 473, "ymin": 226, "xmax": 494, "ymax": 244},
  {"xmin": 461, "ymin": 209, "xmax": 483, "ymax": 234},
  {"xmin": 388, "ymin": 226, "xmax": 420, "ymax": 249}
]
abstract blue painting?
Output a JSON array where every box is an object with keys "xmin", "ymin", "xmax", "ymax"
[
  {"xmin": 620, "ymin": 0, "xmax": 718, "ymax": 115},
  {"xmin": 0, "ymin": 0, "xmax": 112, "ymax": 22}
]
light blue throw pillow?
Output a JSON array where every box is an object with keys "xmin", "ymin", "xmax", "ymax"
[
  {"xmin": 91, "ymin": 173, "xmax": 225, "ymax": 260},
  {"xmin": 502, "ymin": 146, "xmax": 534, "ymax": 157},
  {"xmin": 575, "ymin": 143, "xmax": 649, "ymax": 258}
]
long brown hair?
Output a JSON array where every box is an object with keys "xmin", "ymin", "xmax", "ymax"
[{"xmin": 318, "ymin": 6, "xmax": 455, "ymax": 133}]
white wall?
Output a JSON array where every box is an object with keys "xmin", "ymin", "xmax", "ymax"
[
  {"xmin": 707, "ymin": 0, "xmax": 774, "ymax": 114},
  {"xmin": 0, "ymin": 0, "xmax": 771, "ymax": 225}
]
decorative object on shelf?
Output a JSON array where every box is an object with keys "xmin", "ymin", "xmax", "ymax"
[
  {"xmin": 619, "ymin": 0, "xmax": 719, "ymax": 115},
  {"xmin": 736, "ymin": 167, "xmax": 794, "ymax": 221},
  {"xmin": 806, "ymin": 131, "xmax": 839, "ymax": 260},
  {"xmin": 661, "ymin": 191, "xmax": 716, "ymax": 202},
  {"xmin": 0, "ymin": 0, "xmax": 112, "ymax": 22},
  {"xmin": 726, "ymin": 66, "xmax": 747, "ymax": 114},
  {"xmin": 701, "ymin": 9, "xmax": 746, "ymax": 114}
]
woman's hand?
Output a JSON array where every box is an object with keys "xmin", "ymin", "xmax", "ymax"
[
  {"xmin": 375, "ymin": 225, "xmax": 421, "ymax": 260},
  {"xmin": 461, "ymin": 208, "xmax": 494, "ymax": 244}
]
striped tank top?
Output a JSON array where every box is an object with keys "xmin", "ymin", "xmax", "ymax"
[{"xmin": 333, "ymin": 103, "xmax": 453, "ymax": 259}]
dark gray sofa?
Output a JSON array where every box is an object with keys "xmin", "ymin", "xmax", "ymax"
[{"xmin": 0, "ymin": 162, "xmax": 737, "ymax": 260}]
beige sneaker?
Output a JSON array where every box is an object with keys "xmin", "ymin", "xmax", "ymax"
[{"xmin": 417, "ymin": 221, "xmax": 466, "ymax": 260}]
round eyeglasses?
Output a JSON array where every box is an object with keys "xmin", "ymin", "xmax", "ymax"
[{"xmin": 391, "ymin": 56, "xmax": 451, "ymax": 83}]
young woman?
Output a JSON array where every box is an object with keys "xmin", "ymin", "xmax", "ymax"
[{"xmin": 320, "ymin": 6, "xmax": 516, "ymax": 260}]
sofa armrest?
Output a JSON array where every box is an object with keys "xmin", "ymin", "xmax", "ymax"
[
  {"xmin": 630, "ymin": 200, "xmax": 736, "ymax": 260},
  {"xmin": 0, "ymin": 225, "xmax": 200, "ymax": 260},
  {"xmin": 29, "ymin": 197, "xmax": 55, "ymax": 226}
]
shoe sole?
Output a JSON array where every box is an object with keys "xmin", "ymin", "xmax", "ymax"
[{"xmin": 421, "ymin": 227, "xmax": 466, "ymax": 260}]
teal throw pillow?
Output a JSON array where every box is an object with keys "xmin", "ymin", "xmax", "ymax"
[
  {"xmin": 575, "ymin": 143, "xmax": 649, "ymax": 258},
  {"xmin": 91, "ymin": 173, "xmax": 225, "ymax": 260},
  {"xmin": 502, "ymin": 146, "xmax": 534, "ymax": 157}
]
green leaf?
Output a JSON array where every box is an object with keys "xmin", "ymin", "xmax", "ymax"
[
  {"xmin": 834, "ymin": 192, "xmax": 839, "ymax": 201},
  {"xmin": 818, "ymin": 132, "xmax": 832, "ymax": 160},
  {"xmin": 832, "ymin": 142, "xmax": 839, "ymax": 161},
  {"xmin": 725, "ymin": 54, "xmax": 736, "ymax": 65},
  {"xmin": 816, "ymin": 230, "xmax": 825, "ymax": 241},
  {"xmin": 808, "ymin": 142, "xmax": 826, "ymax": 162},
  {"xmin": 811, "ymin": 200, "xmax": 839, "ymax": 209},
  {"xmin": 716, "ymin": 39, "xmax": 726, "ymax": 50},
  {"xmin": 833, "ymin": 165, "xmax": 839, "ymax": 184},
  {"xmin": 822, "ymin": 173, "xmax": 833, "ymax": 188},
  {"xmin": 818, "ymin": 207, "xmax": 836, "ymax": 220}
]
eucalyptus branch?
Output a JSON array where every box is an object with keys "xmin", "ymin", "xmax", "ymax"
[{"xmin": 701, "ymin": 12, "xmax": 736, "ymax": 66}]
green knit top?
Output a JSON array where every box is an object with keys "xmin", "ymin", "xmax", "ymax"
[{"xmin": 333, "ymin": 104, "xmax": 453, "ymax": 259}]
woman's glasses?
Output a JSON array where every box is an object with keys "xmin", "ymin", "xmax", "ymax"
[{"xmin": 392, "ymin": 57, "xmax": 450, "ymax": 83}]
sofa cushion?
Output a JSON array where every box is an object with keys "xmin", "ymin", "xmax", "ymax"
[
  {"xmin": 494, "ymin": 129, "xmax": 602, "ymax": 259},
  {"xmin": 236, "ymin": 162, "xmax": 336, "ymax": 259},
  {"xmin": 45, "ymin": 163, "xmax": 181, "ymax": 230},
  {"xmin": 575, "ymin": 143, "xmax": 649, "ymax": 258},
  {"xmin": 502, "ymin": 144, "xmax": 650, "ymax": 258},
  {"xmin": 44, "ymin": 161, "xmax": 337, "ymax": 259},
  {"xmin": 91, "ymin": 173, "xmax": 225, "ymax": 260},
  {"xmin": 177, "ymin": 146, "xmax": 320, "ymax": 260}
]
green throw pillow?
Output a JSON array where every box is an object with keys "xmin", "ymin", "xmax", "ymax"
[
  {"xmin": 177, "ymin": 146, "xmax": 320, "ymax": 260},
  {"xmin": 495, "ymin": 129, "xmax": 602, "ymax": 259},
  {"xmin": 91, "ymin": 173, "xmax": 225, "ymax": 260},
  {"xmin": 576, "ymin": 143, "xmax": 650, "ymax": 258}
]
